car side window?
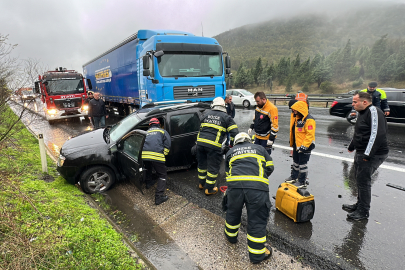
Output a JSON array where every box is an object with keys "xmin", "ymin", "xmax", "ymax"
[
  {"xmin": 170, "ymin": 113, "xmax": 200, "ymax": 136},
  {"xmin": 122, "ymin": 134, "xmax": 144, "ymax": 162}
]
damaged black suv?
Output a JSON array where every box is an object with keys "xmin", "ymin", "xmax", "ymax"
[{"xmin": 57, "ymin": 102, "xmax": 209, "ymax": 193}]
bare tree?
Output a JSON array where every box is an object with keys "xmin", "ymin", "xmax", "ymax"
[{"xmin": 0, "ymin": 34, "xmax": 45, "ymax": 147}]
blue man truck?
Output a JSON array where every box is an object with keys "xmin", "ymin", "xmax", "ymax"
[{"xmin": 82, "ymin": 29, "xmax": 231, "ymax": 115}]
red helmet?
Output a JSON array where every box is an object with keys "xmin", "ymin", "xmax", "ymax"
[{"xmin": 149, "ymin": 118, "xmax": 160, "ymax": 125}]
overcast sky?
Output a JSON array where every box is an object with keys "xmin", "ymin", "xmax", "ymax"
[{"xmin": 1, "ymin": 0, "xmax": 404, "ymax": 76}]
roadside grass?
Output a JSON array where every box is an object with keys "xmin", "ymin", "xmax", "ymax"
[{"xmin": 0, "ymin": 110, "xmax": 142, "ymax": 269}]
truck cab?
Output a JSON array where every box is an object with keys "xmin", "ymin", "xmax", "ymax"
[{"xmin": 35, "ymin": 67, "xmax": 92, "ymax": 125}]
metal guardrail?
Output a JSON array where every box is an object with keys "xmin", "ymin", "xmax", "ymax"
[{"xmin": 265, "ymin": 93, "xmax": 353, "ymax": 107}]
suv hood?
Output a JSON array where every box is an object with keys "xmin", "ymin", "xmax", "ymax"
[{"xmin": 61, "ymin": 129, "xmax": 108, "ymax": 156}]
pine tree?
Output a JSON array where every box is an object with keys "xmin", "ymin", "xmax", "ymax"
[
  {"xmin": 253, "ymin": 57, "xmax": 263, "ymax": 86},
  {"xmin": 285, "ymin": 77, "xmax": 293, "ymax": 93},
  {"xmin": 313, "ymin": 61, "xmax": 332, "ymax": 88},
  {"xmin": 369, "ymin": 35, "xmax": 389, "ymax": 72},
  {"xmin": 378, "ymin": 54, "xmax": 396, "ymax": 83},
  {"xmin": 395, "ymin": 45, "xmax": 405, "ymax": 81}
]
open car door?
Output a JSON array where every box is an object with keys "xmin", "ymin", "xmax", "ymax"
[{"xmin": 115, "ymin": 130, "xmax": 147, "ymax": 193}]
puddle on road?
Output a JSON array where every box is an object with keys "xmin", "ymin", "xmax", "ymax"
[{"xmin": 100, "ymin": 188, "xmax": 199, "ymax": 270}]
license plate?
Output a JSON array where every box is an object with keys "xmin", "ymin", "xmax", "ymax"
[{"xmin": 63, "ymin": 102, "xmax": 74, "ymax": 108}]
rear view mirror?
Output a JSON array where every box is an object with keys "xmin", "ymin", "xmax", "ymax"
[
  {"xmin": 154, "ymin": 50, "xmax": 164, "ymax": 57},
  {"xmin": 143, "ymin": 70, "xmax": 151, "ymax": 76},
  {"xmin": 34, "ymin": 82, "xmax": 40, "ymax": 93},
  {"xmin": 87, "ymin": 79, "xmax": 93, "ymax": 90},
  {"xmin": 143, "ymin": 55, "xmax": 149, "ymax": 70},
  {"xmin": 226, "ymin": 68, "xmax": 231, "ymax": 74},
  {"xmin": 225, "ymin": 55, "xmax": 231, "ymax": 69}
]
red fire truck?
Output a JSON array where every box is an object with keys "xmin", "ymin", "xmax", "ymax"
[{"xmin": 34, "ymin": 67, "xmax": 92, "ymax": 125}]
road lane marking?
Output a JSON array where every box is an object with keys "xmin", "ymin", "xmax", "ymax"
[{"xmin": 275, "ymin": 144, "xmax": 405, "ymax": 173}]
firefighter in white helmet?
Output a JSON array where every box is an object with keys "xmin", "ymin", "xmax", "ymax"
[
  {"xmin": 224, "ymin": 132, "xmax": 274, "ymax": 264},
  {"xmin": 196, "ymin": 97, "xmax": 239, "ymax": 195}
]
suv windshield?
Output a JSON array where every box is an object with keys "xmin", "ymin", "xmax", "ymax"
[
  {"xmin": 158, "ymin": 52, "xmax": 222, "ymax": 77},
  {"xmin": 46, "ymin": 79, "xmax": 84, "ymax": 95},
  {"xmin": 110, "ymin": 114, "xmax": 141, "ymax": 142}
]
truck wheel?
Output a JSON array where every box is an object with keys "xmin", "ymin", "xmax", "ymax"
[
  {"xmin": 80, "ymin": 166, "xmax": 115, "ymax": 194},
  {"xmin": 243, "ymin": 100, "xmax": 250, "ymax": 108},
  {"xmin": 118, "ymin": 106, "xmax": 125, "ymax": 117}
]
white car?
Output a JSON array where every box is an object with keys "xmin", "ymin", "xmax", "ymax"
[{"xmin": 226, "ymin": 89, "xmax": 255, "ymax": 108}]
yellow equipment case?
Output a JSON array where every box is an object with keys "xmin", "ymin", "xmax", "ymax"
[{"xmin": 275, "ymin": 182, "xmax": 315, "ymax": 222}]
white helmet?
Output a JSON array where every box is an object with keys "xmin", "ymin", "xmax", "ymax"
[
  {"xmin": 234, "ymin": 132, "xmax": 252, "ymax": 145},
  {"xmin": 211, "ymin": 97, "xmax": 225, "ymax": 108}
]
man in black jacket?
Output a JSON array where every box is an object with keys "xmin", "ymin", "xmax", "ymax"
[
  {"xmin": 88, "ymin": 92, "xmax": 108, "ymax": 129},
  {"xmin": 343, "ymin": 92, "xmax": 389, "ymax": 220},
  {"xmin": 197, "ymin": 97, "xmax": 239, "ymax": 195},
  {"xmin": 225, "ymin": 94, "xmax": 236, "ymax": 146},
  {"xmin": 224, "ymin": 132, "xmax": 274, "ymax": 264},
  {"xmin": 142, "ymin": 118, "xmax": 171, "ymax": 205}
]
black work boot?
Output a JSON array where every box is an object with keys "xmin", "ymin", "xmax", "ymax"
[
  {"xmin": 342, "ymin": 203, "xmax": 357, "ymax": 212},
  {"xmin": 252, "ymin": 246, "xmax": 272, "ymax": 264},
  {"xmin": 205, "ymin": 187, "xmax": 218, "ymax": 196},
  {"xmin": 155, "ymin": 195, "xmax": 168, "ymax": 205},
  {"xmin": 347, "ymin": 210, "xmax": 369, "ymax": 221}
]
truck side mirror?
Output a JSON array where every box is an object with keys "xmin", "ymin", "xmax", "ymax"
[
  {"xmin": 34, "ymin": 82, "xmax": 40, "ymax": 93},
  {"xmin": 87, "ymin": 79, "xmax": 93, "ymax": 90},
  {"xmin": 143, "ymin": 70, "xmax": 151, "ymax": 76},
  {"xmin": 154, "ymin": 50, "xmax": 164, "ymax": 57},
  {"xmin": 143, "ymin": 55, "xmax": 149, "ymax": 70},
  {"xmin": 225, "ymin": 55, "xmax": 231, "ymax": 69},
  {"xmin": 226, "ymin": 68, "xmax": 231, "ymax": 75}
]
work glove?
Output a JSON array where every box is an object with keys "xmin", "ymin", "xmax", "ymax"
[
  {"xmin": 297, "ymin": 146, "xmax": 306, "ymax": 153},
  {"xmin": 267, "ymin": 140, "xmax": 274, "ymax": 146},
  {"xmin": 248, "ymin": 128, "xmax": 253, "ymax": 135}
]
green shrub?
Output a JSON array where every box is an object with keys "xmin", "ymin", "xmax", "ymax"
[{"xmin": 320, "ymin": 81, "xmax": 334, "ymax": 93}]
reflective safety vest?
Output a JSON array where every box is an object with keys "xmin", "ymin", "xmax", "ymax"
[
  {"xmin": 295, "ymin": 92, "xmax": 308, "ymax": 104},
  {"xmin": 141, "ymin": 126, "xmax": 171, "ymax": 163},
  {"xmin": 197, "ymin": 109, "xmax": 239, "ymax": 149},
  {"xmin": 225, "ymin": 142, "xmax": 274, "ymax": 192}
]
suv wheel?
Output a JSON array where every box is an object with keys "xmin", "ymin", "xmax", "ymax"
[
  {"xmin": 346, "ymin": 111, "xmax": 357, "ymax": 125},
  {"xmin": 243, "ymin": 100, "xmax": 250, "ymax": 108},
  {"xmin": 80, "ymin": 166, "xmax": 115, "ymax": 194}
]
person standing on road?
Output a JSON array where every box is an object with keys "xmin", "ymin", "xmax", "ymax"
[
  {"xmin": 197, "ymin": 97, "xmax": 239, "ymax": 195},
  {"xmin": 224, "ymin": 132, "xmax": 274, "ymax": 264},
  {"xmin": 285, "ymin": 100, "xmax": 316, "ymax": 187},
  {"xmin": 350, "ymin": 82, "xmax": 390, "ymax": 118},
  {"xmin": 141, "ymin": 118, "xmax": 171, "ymax": 205},
  {"xmin": 343, "ymin": 92, "xmax": 389, "ymax": 220},
  {"xmin": 248, "ymin": 92, "xmax": 279, "ymax": 155},
  {"xmin": 84, "ymin": 91, "xmax": 94, "ymax": 126},
  {"xmin": 88, "ymin": 92, "xmax": 108, "ymax": 129},
  {"xmin": 295, "ymin": 90, "xmax": 310, "ymax": 108},
  {"xmin": 225, "ymin": 94, "xmax": 236, "ymax": 146}
]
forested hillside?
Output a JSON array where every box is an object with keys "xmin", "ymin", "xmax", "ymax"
[{"xmin": 215, "ymin": 3, "xmax": 405, "ymax": 92}]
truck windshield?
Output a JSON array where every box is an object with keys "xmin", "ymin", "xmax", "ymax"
[
  {"xmin": 46, "ymin": 79, "xmax": 84, "ymax": 95},
  {"xmin": 158, "ymin": 52, "xmax": 222, "ymax": 77}
]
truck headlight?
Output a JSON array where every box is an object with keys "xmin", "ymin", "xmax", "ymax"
[
  {"xmin": 23, "ymin": 95, "xmax": 27, "ymax": 98},
  {"xmin": 82, "ymin": 105, "xmax": 89, "ymax": 111},
  {"xmin": 47, "ymin": 109, "xmax": 57, "ymax": 115},
  {"xmin": 58, "ymin": 154, "xmax": 66, "ymax": 166}
]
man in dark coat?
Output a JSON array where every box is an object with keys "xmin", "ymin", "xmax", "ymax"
[{"xmin": 88, "ymin": 92, "xmax": 108, "ymax": 129}]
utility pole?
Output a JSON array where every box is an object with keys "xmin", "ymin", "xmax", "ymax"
[{"xmin": 201, "ymin": 22, "xmax": 204, "ymax": 37}]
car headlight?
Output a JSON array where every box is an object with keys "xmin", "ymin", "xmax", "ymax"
[
  {"xmin": 47, "ymin": 109, "xmax": 57, "ymax": 115},
  {"xmin": 58, "ymin": 154, "xmax": 66, "ymax": 166},
  {"xmin": 82, "ymin": 105, "xmax": 89, "ymax": 111},
  {"xmin": 23, "ymin": 95, "xmax": 27, "ymax": 98}
]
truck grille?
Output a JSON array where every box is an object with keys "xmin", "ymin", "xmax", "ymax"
[
  {"xmin": 173, "ymin": 85, "xmax": 215, "ymax": 99},
  {"xmin": 54, "ymin": 97, "xmax": 83, "ymax": 110}
]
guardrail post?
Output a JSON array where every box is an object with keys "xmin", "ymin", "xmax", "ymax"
[{"xmin": 38, "ymin": 134, "xmax": 48, "ymax": 173}]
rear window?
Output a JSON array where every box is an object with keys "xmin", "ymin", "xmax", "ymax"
[
  {"xmin": 170, "ymin": 113, "xmax": 200, "ymax": 136},
  {"xmin": 386, "ymin": 92, "xmax": 404, "ymax": 101}
]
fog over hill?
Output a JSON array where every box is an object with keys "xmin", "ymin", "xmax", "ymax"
[{"xmin": 215, "ymin": 3, "xmax": 405, "ymax": 69}]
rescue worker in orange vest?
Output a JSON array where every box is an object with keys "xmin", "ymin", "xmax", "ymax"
[
  {"xmin": 248, "ymin": 92, "xmax": 279, "ymax": 155},
  {"xmin": 295, "ymin": 90, "xmax": 309, "ymax": 108},
  {"xmin": 285, "ymin": 100, "xmax": 316, "ymax": 187}
]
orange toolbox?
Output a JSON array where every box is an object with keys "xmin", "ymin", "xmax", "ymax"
[{"xmin": 275, "ymin": 182, "xmax": 315, "ymax": 222}]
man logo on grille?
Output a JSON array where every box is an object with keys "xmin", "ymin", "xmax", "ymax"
[{"xmin": 188, "ymin": 88, "xmax": 203, "ymax": 93}]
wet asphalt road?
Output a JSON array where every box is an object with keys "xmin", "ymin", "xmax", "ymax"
[{"xmin": 12, "ymin": 100, "xmax": 405, "ymax": 270}]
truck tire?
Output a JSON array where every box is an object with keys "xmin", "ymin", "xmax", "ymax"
[
  {"xmin": 118, "ymin": 105, "xmax": 125, "ymax": 117},
  {"xmin": 80, "ymin": 166, "xmax": 115, "ymax": 194}
]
